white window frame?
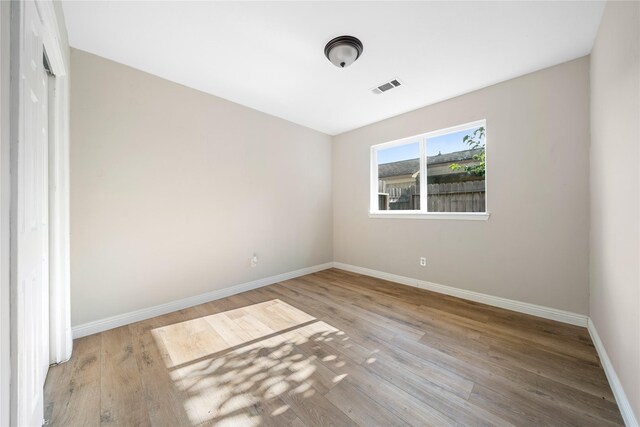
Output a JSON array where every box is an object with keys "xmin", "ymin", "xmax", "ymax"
[{"xmin": 370, "ymin": 119, "xmax": 490, "ymax": 220}]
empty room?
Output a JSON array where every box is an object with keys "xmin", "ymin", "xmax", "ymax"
[{"xmin": 1, "ymin": 0, "xmax": 639, "ymax": 426}]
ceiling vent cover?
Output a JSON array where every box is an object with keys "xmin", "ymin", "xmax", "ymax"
[{"xmin": 372, "ymin": 78, "xmax": 402, "ymax": 95}]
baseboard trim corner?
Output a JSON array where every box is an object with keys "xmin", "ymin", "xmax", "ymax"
[
  {"xmin": 331, "ymin": 262, "xmax": 588, "ymax": 327},
  {"xmin": 71, "ymin": 262, "xmax": 334, "ymax": 339},
  {"xmin": 587, "ymin": 319, "xmax": 639, "ymax": 427}
]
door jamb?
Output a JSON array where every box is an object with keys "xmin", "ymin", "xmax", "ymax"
[
  {"xmin": 0, "ymin": 1, "xmax": 12, "ymax": 426},
  {"xmin": 36, "ymin": 0, "xmax": 72, "ymax": 365},
  {"xmin": 3, "ymin": 0, "xmax": 70, "ymax": 424}
]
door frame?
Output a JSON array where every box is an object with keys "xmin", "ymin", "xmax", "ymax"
[
  {"xmin": 0, "ymin": 2, "xmax": 12, "ymax": 426},
  {"xmin": 2, "ymin": 0, "xmax": 70, "ymax": 424},
  {"xmin": 37, "ymin": 0, "xmax": 72, "ymax": 366}
]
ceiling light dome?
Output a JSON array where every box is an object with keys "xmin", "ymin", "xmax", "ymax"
[{"xmin": 324, "ymin": 35, "xmax": 363, "ymax": 68}]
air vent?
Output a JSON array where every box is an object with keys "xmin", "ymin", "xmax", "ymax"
[{"xmin": 371, "ymin": 78, "xmax": 403, "ymax": 95}]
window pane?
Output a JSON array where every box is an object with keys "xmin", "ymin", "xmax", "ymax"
[
  {"xmin": 426, "ymin": 126, "xmax": 486, "ymax": 212},
  {"xmin": 377, "ymin": 142, "xmax": 420, "ymax": 210}
]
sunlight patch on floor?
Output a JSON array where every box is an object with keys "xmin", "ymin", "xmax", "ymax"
[
  {"xmin": 151, "ymin": 299, "xmax": 316, "ymax": 367},
  {"xmin": 150, "ymin": 299, "xmax": 351, "ymax": 425}
]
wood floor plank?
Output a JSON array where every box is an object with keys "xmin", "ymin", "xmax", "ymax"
[
  {"xmin": 44, "ymin": 269, "xmax": 624, "ymax": 426},
  {"xmin": 45, "ymin": 335, "xmax": 102, "ymax": 427},
  {"xmin": 128, "ymin": 311, "xmax": 193, "ymax": 427},
  {"xmin": 362, "ymin": 349, "xmax": 514, "ymax": 427},
  {"xmin": 329, "ymin": 272, "xmax": 599, "ymax": 365},
  {"xmin": 324, "ymin": 381, "xmax": 409, "ymax": 427},
  {"xmin": 237, "ymin": 395, "xmax": 301, "ymax": 427},
  {"xmin": 100, "ymin": 326, "xmax": 151, "ymax": 426},
  {"xmin": 288, "ymin": 275, "xmax": 426, "ymax": 340},
  {"xmin": 280, "ymin": 384, "xmax": 359, "ymax": 427},
  {"xmin": 291, "ymin": 329, "xmax": 459, "ymax": 426},
  {"xmin": 328, "ymin": 269, "xmax": 597, "ymax": 360},
  {"xmin": 468, "ymin": 383, "xmax": 622, "ymax": 427},
  {"xmin": 393, "ymin": 333, "xmax": 623, "ymax": 425},
  {"xmin": 291, "ymin": 417, "xmax": 306, "ymax": 427},
  {"xmin": 266, "ymin": 284, "xmax": 400, "ymax": 345}
]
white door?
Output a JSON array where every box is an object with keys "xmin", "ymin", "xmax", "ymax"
[{"xmin": 15, "ymin": 1, "xmax": 49, "ymax": 425}]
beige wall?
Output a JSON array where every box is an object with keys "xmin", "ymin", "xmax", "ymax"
[
  {"xmin": 590, "ymin": 0, "xmax": 640, "ymax": 420},
  {"xmin": 70, "ymin": 49, "xmax": 332, "ymax": 326},
  {"xmin": 333, "ymin": 57, "xmax": 590, "ymax": 315}
]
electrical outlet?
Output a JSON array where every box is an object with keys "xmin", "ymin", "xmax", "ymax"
[
  {"xmin": 251, "ymin": 254, "xmax": 258, "ymax": 267},
  {"xmin": 419, "ymin": 257, "xmax": 427, "ymax": 267}
]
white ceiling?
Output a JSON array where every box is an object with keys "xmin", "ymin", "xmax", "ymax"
[{"xmin": 62, "ymin": 1, "xmax": 605, "ymax": 135}]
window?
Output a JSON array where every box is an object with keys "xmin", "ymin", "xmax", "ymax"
[{"xmin": 370, "ymin": 120, "xmax": 488, "ymax": 219}]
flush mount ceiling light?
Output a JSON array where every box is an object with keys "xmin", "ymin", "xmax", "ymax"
[{"xmin": 324, "ymin": 35, "xmax": 363, "ymax": 68}]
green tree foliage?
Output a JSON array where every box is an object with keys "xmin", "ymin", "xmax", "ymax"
[{"xmin": 449, "ymin": 127, "xmax": 485, "ymax": 177}]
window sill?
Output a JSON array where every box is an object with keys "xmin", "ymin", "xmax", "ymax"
[{"xmin": 368, "ymin": 212, "xmax": 490, "ymax": 221}]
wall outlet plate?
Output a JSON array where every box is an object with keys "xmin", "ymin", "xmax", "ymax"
[{"xmin": 420, "ymin": 257, "xmax": 427, "ymax": 267}]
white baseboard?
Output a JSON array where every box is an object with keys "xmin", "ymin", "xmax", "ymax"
[
  {"xmin": 587, "ymin": 319, "xmax": 639, "ymax": 427},
  {"xmin": 73, "ymin": 260, "xmax": 587, "ymax": 335},
  {"xmin": 332, "ymin": 262, "xmax": 588, "ymax": 327},
  {"xmin": 71, "ymin": 262, "xmax": 334, "ymax": 339}
]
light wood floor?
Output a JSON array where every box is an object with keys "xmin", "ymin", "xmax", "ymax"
[{"xmin": 44, "ymin": 268, "xmax": 623, "ymax": 426}]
